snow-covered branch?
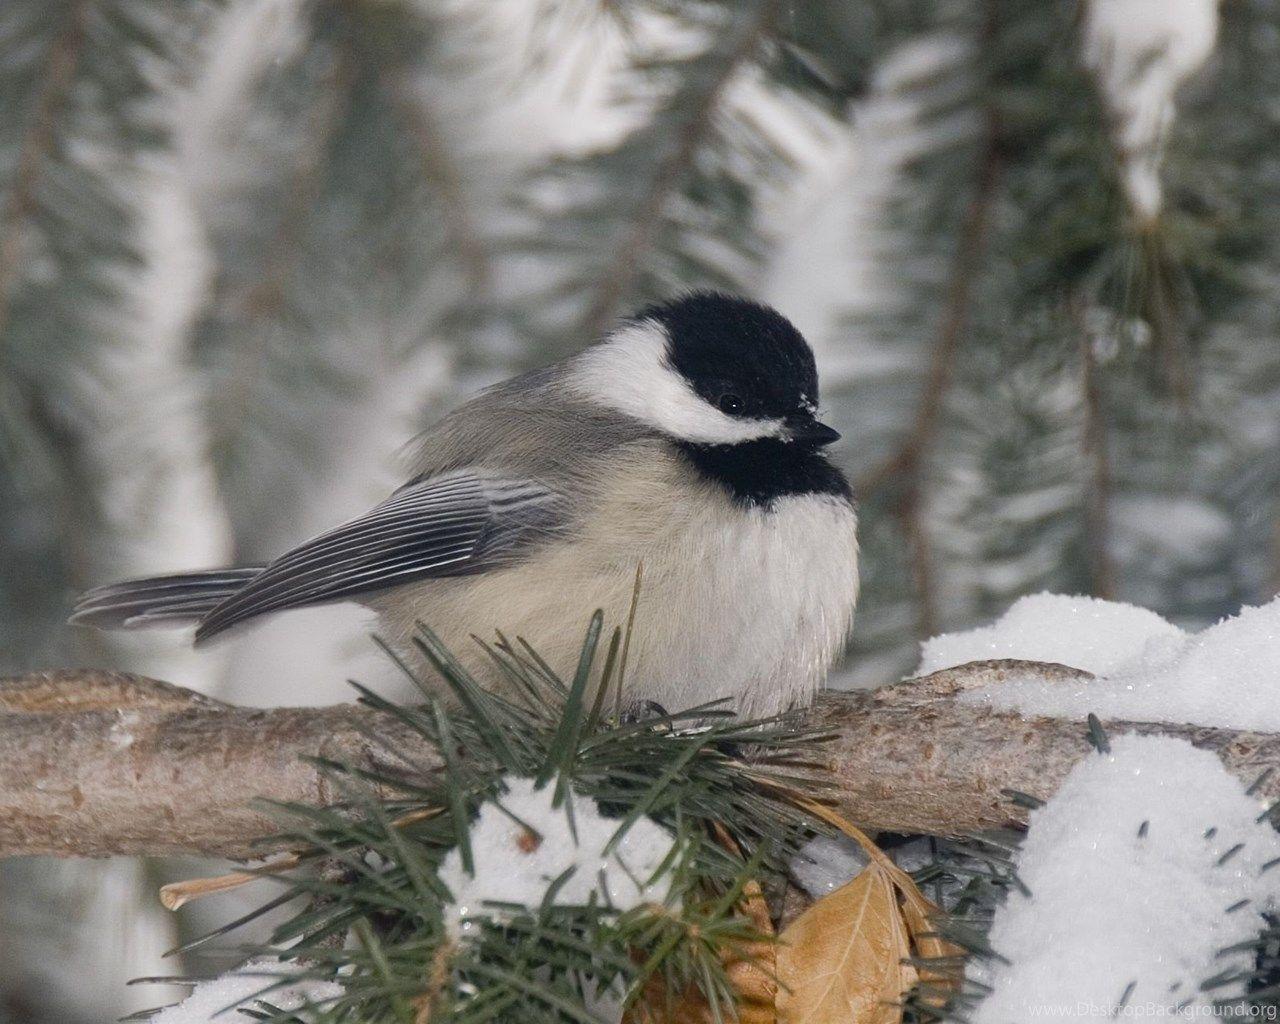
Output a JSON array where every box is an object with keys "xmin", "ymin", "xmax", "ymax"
[{"xmin": 3, "ymin": 658, "xmax": 1280, "ymax": 859}]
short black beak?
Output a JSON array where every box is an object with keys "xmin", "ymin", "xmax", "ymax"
[{"xmin": 787, "ymin": 415, "xmax": 841, "ymax": 447}]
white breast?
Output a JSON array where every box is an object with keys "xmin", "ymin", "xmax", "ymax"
[
  {"xmin": 372, "ymin": 450, "xmax": 859, "ymax": 718},
  {"xmin": 624, "ymin": 489, "xmax": 860, "ymax": 717}
]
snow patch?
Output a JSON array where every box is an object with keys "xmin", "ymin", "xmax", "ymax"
[
  {"xmin": 971, "ymin": 735, "xmax": 1280, "ymax": 1018},
  {"xmin": 790, "ymin": 834, "xmax": 951, "ymax": 902},
  {"xmin": 107, "ymin": 710, "xmax": 140, "ymax": 750},
  {"xmin": 439, "ymin": 776, "xmax": 677, "ymax": 939},
  {"xmin": 151, "ymin": 959, "xmax": 342, "ymax": 1024},
  {"xmin": 790, "ymin": 834, "xmax": 870, "ymax": 899},
  {"xmin": 1082, "ymin": 0, "xmax": 1220, "ymax": 218},
  {"xmin": 923, "ymin": 593, "xmax": 1280, "ymax": 732},
  {"xmin": 918, "ymin": 592, "xmax": 1183, "ymax": 677}
]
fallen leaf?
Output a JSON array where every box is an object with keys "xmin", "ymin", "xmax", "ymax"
[
  {"xmin": 713, "ymin": 824, "xmax": 777, "ymax": 1017},
  {"xmin": 623, "ymin": 893, "xmax": 777, "ymax": 1024},
  {"xmin": 624, "ymin": 826, "xmax": 778, "ymax": 1024},
  {"xmin": 776, "ymin": 862, "xmax": 912, "ymax": 1024},
  {"xmin": 780, "ymin": 791, "xmax": 965, "ymax": 1000},
  {"xmin": 724, "ymin": 878, "xmax": 779, "ymax": 1022},
  {"xmin": 628, "ymin": 796, "xmax": 964, "ymax": 1022},
  {"xmin": 899, "ymin": 887, "xmax": 965, "ymax": 1000}
]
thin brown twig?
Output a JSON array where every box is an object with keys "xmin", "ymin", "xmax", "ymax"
[
  {"xmin": 1137, "ymin": 225, "xmax": 1193, "ymax": 408},
  {"xmin": 413, "ymin": 941, "xmax": 454, "ymax": 1024},
  {"xmin": 159, "ymin": 853, "xmax": 302, "ymax": 910},
  {"xmin": 857, "ymin": 123, "xmax": 1003, "ymax": 639},
  {"xmin": 855, "ymin": 2, "xmax": 1004, "ymax": 640},
  {"xmin": 576, "ymin": 0, "xmax": 785, "ymax": 341},
  {"xmin": 210, "ymin": 22, "xmax": 357, "ymax": 486},
  {"xmin": 156, "ymin": 806, "xmax": 440, "ymax": 911},
  {"xmin": 1073, "ymin": 295, "xmax": 1115, "ymax": 598},
  {"xmin": 0, "ymin": 0, "xmax": 90, "ymax": 342},
  {"xmin": 230, "ymin": 39, "xmax": 356, "ymax": 319},
  {"xmin": 390, "ymin": 82, "xmax": 492, "ymax": 301}
]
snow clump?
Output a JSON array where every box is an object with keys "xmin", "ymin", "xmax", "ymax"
[
  {"xmin": 971, "ymin": 734, "xmax": 1280, "ymax": 1019},
  {"xmin": 438, "ymin": 775, "xmax": 677, "ymax": 938}
]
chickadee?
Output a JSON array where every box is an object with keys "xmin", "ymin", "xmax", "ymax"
[{"xmin": 72, "ymin": 293, "xmax": 858, "ymax": 718}]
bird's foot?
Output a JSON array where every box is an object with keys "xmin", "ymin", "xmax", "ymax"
[{"xmin": 619, "ymin": 699, "xmax": 670, "ymax": 725}]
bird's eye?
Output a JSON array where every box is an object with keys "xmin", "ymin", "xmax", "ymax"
[{"xmin": 717, "ymin": 393, "xmax": 745, "ymax": 415}]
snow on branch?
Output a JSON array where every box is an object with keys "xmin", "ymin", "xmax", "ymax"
[
  {"xmin": 3, "ymin": 659, "xmax": 1280, "ymax": 860},
  {"xmin": 923, "ymin": 592, "xmax": 1280, "ymax": 731},
  {"xmin": 970, "ymin": 734, "xmax": 1280, "ymax": 1018}
]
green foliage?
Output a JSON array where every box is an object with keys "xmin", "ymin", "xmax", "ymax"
[
  {"xmin": 179, "ymin": 618, "xmax": 821, "ymax": 1023},
  {"xmin": 495, "ymin": 0, "xmax": 844, "ymax": 358},
  {"xmin": 0, "ymin": 0, "xmax": 201, "ymax": 666},
  {"xmin": 6, "ymin": 0, "xmax": 1280, "ymax": 1015},
  {"xmin": 835, "ymin": 0, "xmax": 1280, "ymax": 680},
  {"xmin": 188, "ymin": 0, "xmax": 469, "ymax": 546}
]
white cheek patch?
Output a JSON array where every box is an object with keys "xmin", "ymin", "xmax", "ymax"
[{"xmin": 570, "ymin": 321, "xmax": 784, "ymax": 444}]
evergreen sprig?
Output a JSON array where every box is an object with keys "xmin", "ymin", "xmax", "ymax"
[
  {"xmin": 834, "ymin": 0, "xmax": 1280, "ymax": 678},
  {"xmin": 177, "ymin": 614, "xmax": 825, "ymax": 1023},
  {"xmin": 492, "ymin": 0, "xmax": 843, "ymax": 362},
  {"xmin": 0, "ymin": 0, "xmax": 199, "ymax": 666}
]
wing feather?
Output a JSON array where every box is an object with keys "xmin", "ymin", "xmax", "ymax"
[
  {"xmin": 193, "ymin": 471, "xmax": 562, "ymax": 643},
  {"xmin": 69, "ymin": 568, "xmax": 266, "ymax": 628}
]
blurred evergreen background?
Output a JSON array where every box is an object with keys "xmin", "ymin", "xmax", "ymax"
[{"xmin": 1, "ymin": 0, "xmax": 1277, "ymax": 1018}]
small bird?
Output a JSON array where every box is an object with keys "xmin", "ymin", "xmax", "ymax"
[{"xmin": 72, "ymin": 293, "xmax": 858, "ymax": 718}]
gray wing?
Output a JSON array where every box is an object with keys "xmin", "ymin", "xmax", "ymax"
[{"xmin": 193, "ymin": 470, "xmax": 564, "ymax": 643}]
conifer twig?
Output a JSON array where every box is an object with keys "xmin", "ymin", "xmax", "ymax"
[
  {"xmin": 231, "ymin": 26, "xmax": 356, "ymax": 320},
  {"xmin": 853, "ymin": 0, "xmax": 1004, "ymax": 641},
  {"xmin": 0, "ymin": 0, "xmax": 89, "ymax": 341},
  {"xmin": 577, "ymin": 0, "xmax": 785, "ymax": 340},
  {"xmin": 391, "ymin": 83, "xmax": 492, "ymax": 301},
  {"xmin": 1073, "ymin": 293, "xmax": 1116, "ymax": 598},
  {"xmin": 856, "ymin": 117, "xmax": 1003, "ymax": 637}
]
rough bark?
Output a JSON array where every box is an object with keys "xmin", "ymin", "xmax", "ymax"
[{"xmin": 2, "ymin": 661, "xmax": 1278, "ymax": 859}]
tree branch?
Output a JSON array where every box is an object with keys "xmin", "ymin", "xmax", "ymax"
[
  {"xmin": 391, "ymin": 82, "xmax": 492, "ymax": 302},
  {"xmin": 1073, "ymin": 295, "xmax": 1116, "ymax": 599},
  {"xmin": 855, "ymin": 103, "xmax": 1003, "ymax": 640},
  {"xmin": 576, "ymin": 0, "xmax": 784, "ymax": 341},
  {"xmin": 4, "ymin": 661, "xmax": 1279, "ymax": 859},
  {"xmin": 0, "ymin": 0, "xmax": 89, "ymax": 341}
]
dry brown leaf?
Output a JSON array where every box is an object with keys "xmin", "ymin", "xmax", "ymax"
[
  {"xmin": 625, "ymin": 885, "xmax": 778, "ymax": 1024},
  {"xmin": 790, "ymin": 797, "xmax": 966, "ymax": 1000},
  {"xmin": 710, "ymin": 826, "xmax": 777, "ymax": 1022},
  {"xmin": 621, "ymin": 798, "xmax": 963, "ymax": 1023},
  {"xmin": 899, "ymin": 896, "xmax": 963, "ymax": 1003},
  {"xmin": 624, "ymin": 824, "xmax": 778, "ymax": 1024},
  {"xmin": 784, "ymin": 795, "xmax": 899, "ymax": 878},
  {"xmin": 623, "ymin": 893, "xmax": 777, "ymax": 1024},
  {"xmin": 776, "ymin": 862, "xmax": 912, "ymax": 1024},
  {"xmin": 724, "ymin": 878, "xmax": 780, "ymax": 1023}
]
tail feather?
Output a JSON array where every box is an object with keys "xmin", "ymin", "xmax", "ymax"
[{"xmin": 69, "ymin": 568, "xmax": 265, "ymax": 630}]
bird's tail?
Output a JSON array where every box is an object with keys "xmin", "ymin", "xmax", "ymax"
[{"xmin": 69, "ymin": 567, "xmax": 265, "ymax": 630}]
